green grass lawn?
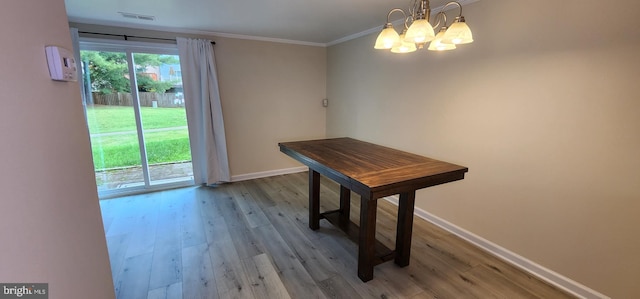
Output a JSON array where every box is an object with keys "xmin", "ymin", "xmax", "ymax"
[
  {"xmin": 86, "ymin": 105, "xmax": 191, "ymax": 170},
  {"xmin": 86, "ymin": 105, "xmax": 188, "ymax": 133}
]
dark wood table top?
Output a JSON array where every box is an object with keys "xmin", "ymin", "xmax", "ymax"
[{"xmin": 279, "ymin": 138, "xmax": 468, "ymax": 198}]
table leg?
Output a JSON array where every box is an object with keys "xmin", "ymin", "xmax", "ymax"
[
  {"xmin": 358, "ymin": 195, "xmax": 377, "ymax": 282},
  {"xmin": 339, "ymin": 185, "xmax": 351, "ymax": 228},
  {"xmin": 308, "ymin": 170, "xmax": 320, "ymax": 230},
  {"xmin": 395, "ymin": 191, "xmax": 416, "ymax": 267}
]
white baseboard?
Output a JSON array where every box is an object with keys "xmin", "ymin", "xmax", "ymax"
[
  {"xmin": 383, "ymin": 196, "xmax": 610, "ymax": 299},
  {"xmin": 231, "ymin": 166, "xmax": 308, "ymax": 182}
]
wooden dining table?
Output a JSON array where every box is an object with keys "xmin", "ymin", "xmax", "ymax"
[{"xmin": 278, "ymin": 137, "xmax": 468, "ymax": 282}]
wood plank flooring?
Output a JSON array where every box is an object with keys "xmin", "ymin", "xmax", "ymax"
[{"xmin": 100, "ymin": 172, "xmax": 576, "ymax": 299}]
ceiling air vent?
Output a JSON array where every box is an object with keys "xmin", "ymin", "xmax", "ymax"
[{"xmin": 118, "ymin": 12, "xmax": 156, "ymax": 21}]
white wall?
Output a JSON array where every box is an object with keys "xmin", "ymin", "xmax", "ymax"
[
  {"xmin": 0, "ymin": 1, "xmax": 115, "ymax": 298},
  {"xmin": 327, "ymin": 0, "xmax": 640, "ymax": 298},
  {"xmin": 213, "ymin": 37, "xmax": 327, "ymax": 177}
]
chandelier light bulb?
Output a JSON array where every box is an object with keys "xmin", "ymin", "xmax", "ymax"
[
  {"xmin": 391, "ymin": 32, "xmax": 417, "ymax": 53},
  {"xmin": 441, "ymin": 16, "xmax": 473, "ymax": 45},
  {"xmin": 428, "ymin": 28, "xmax": 456, "ymax": 51},
  {"xmin": 374, "ymin": 24, "xmax": 400, "ymax": 49},
  {"xmin": 404, "ymin": 19, "xmax": 435, "ymax": 44}
]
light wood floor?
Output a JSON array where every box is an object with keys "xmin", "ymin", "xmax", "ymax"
[{"xmin": 100, "ymin": 172, "xmax": 575, "ymax": 299}]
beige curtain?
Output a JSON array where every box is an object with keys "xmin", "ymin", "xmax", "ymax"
[{"xmin": 177, "ymin": 37, "xmax": 230, "ymax": 184}]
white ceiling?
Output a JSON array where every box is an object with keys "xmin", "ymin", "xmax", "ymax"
[{"xmin": 65, "ymin": 0, "xmax": 460, "ymax": 45}]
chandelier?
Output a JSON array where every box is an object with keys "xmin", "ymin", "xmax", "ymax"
[{"xmin": 374, "ymin": 0, "xmax": 473, "ymax": 53}]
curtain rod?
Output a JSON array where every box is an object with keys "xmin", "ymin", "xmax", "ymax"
[{"xmin": 78, "ymin": 31, "xmax": 216, "ymax": 45}]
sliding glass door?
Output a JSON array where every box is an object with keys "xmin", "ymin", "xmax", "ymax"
[{"xmin": 80, "ymin": 41, "xmax": 193, "ymax": 196}]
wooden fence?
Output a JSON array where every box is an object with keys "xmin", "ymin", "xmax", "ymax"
[{"xmin": 91, "ymin": 92, "xmax": 185, "ymax": 108}]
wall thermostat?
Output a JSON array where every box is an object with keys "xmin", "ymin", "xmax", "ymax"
[{"xmin": 45, "ymin": 45, "xmax": 78, "ymax": 82}]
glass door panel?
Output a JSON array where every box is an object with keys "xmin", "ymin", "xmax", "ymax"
[
  {"xmin": 82, "ymin": 50, "xmax": 145, "ymax": 191},
  {"xmin": 132, "ymin": 53, "xmax": 193, "ymax": 185},
  {"xmin": 80, "ymin": 45, "xmax": 194, "ymax": 196}
]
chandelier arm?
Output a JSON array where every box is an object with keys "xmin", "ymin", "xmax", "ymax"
[
  {"xmin": 404, "ymin": 16, "xmax": 413, "ymax": 30},
  {"xmin": 408, "ymin": 0, "xmax": 417, "ymax": 18},
  {"xmin": 386, "ymin": 8, "xmax": 407, "ymax": 24},
  {"xmin": 441, "ymin": 1, "xmax": 463, "ymax": 18},
  {"xmin": 432, "ymin": 11, "xmax": 447, "ymax": 29}
]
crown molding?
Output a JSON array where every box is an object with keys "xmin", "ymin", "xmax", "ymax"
[{"xmin": 68, "ymin": 16, "xmax": 327, "ymax": 48}]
